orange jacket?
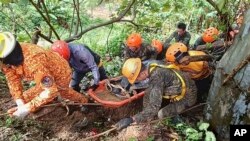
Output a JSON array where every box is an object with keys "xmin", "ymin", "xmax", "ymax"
[{"xmin": 2, "ymin": 43, "xmax": 88, "ymax": 112}]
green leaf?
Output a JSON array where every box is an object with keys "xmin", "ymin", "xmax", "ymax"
[
  {"xmin": 205, "ymin": 131, "xmax": 216, "ymax": 141},
  {"xmin": 106, "ymin": 65, "xmax": 114, "ymax": 73},
  {"xmin": 185, "ymin": 127, "xmax": 198, "ymax": 136},
  {"xmin": 128, "ymin": 137, "xmax": 137, "ymax": 141},
  {"xmin": 146, "ymin": 136, "xmax": 154, "ymax": 141},
  {"xmin": 18, "ymin": 0, "xmax": 28, "ymax": 5},
  {"xmin": 216, "ymin": 0, "xmax": 226, "ymax": 11},
  {"xmin": 176, "ymin": 123, "xmax": 185, "ymax": 129},
  {"xmin": 0, "ymin": 0, "xmax": 12, "ymax": 4},
  {"xmin": 198, "ymin": 122, "xmax": 210, "ymax": 131},
  {"xmin": 187, "ymin": 132, "xmax": 203, "ymax": 140},
  {"xmin": 5, "ymin": 117, "xmax": 13, "ymax": 127},
  {"xmin": 49, "ymin": 13, "xmax": 57, "ymax": 20}
]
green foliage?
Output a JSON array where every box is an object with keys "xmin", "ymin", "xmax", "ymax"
[
  {"xmin": 104, "ymin": 56, "xmax": 123, "ymax": 77},
  {"xmin": 217, "ymin": 0, "xmax": 227, "ymax": 12},
  {"xmin": 205, "ymin": 131, "xmax": 216, "ymax": 141},
  {"xmin": 10, "ymin": 134, "xmax": 21, "ymax": 141},
  {"xmin": 5, "ymin": 116, "xmax": 14, "ymax": 127},
  {"xmin": 163, "ymin": 119, "xmax": 216, "ymax": 141},
  {"xmin": 146, "ymin": 136, "xmax": 154, "ymax": 141},
  {"xmin": 81, "ymin": 24, "xmax": 131, "ymax": 57},
  {"xmin": 128, "ymin": 137, "xmax": 137, "ymax": 141}
]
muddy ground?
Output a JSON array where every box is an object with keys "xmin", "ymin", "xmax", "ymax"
[
  {"xmin": 0, "ymin": 98, "xmax": 204, "ymax": 140},
  {"xmin": 0, "ymin": 78, "xmax": 204, "ymax": 141}
]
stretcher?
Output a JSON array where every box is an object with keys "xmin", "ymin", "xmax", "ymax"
[{"xmin": 87, "ymin": 77, "xmax": 145, "ymax": 108}]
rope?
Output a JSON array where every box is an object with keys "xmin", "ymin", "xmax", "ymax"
[{"xmin": 104, "ymin": 80, "xmax": 130, "ymax": 98}]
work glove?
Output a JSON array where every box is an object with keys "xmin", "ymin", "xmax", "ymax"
[
  {"xmin": 15, "ymin": 99, "xmax": 25, "ymax": 107},
  {"xmin": 8, "ymin": 104, "xmax": 30, "ymax": 119},
  {"xmin": 115, "ymin": 117, "xmax": 133, "ymax": 130},
  {"xmin": 89, "ymin": 84, "xmax": 99, "ymax": 91}
]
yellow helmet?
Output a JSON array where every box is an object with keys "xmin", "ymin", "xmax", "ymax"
[
  {"xmin": 122, "ymin": 58, "xmax": 142, "ymax": 84},
  {"xmin": 0, "ymin": 32, "xmax": 16, "ymax": 58}
]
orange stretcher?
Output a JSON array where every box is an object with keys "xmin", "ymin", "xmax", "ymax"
[{"xmin": 87, "ymin": 78, "xmax": 145, "ymax": 108}]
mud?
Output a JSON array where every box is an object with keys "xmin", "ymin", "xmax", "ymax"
[{"xmin": 0, "ymin": 72, "xmax": 204, "ymax": 140}]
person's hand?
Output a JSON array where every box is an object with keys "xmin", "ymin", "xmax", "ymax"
[
  {"xmin": 7, "ymin": 107, "xmax": 18, "ymax": 115},
  {"xmin": 178, "ymin": 56, "xmax": 190, "ymax": 65},
  {"xmin": 8, "ymin": 104, "xmax": 30, "ymax": 119},
  {"xmin": 115, "ymin": 117, "xmax": 133, "ymax": 130},
  {"xmin": 89, "ymin": 84, "xmax": 99, "ymax": 91}
]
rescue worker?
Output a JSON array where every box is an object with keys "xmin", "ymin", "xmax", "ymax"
[
  {"xmin": 115, "ymin": 58, "xmax": 197, "ymax": 130},
  {"xmin": 193, "ymin": 27, "xmax": 226, "ymax": 61},
  {"xmin": 151, "ymin": 39, "xmax": 165, "ymax": 60},
  {"xmin": 123, "ymin": 33, "xmax": 157, "ymax": 61},
  {"xmin": 193, "ymin": 27, "xmax": 220, "ymax": 49},
  {"xmin": 0, "ymin": 32, "xmax": 88, "ymax": 118},
  {"xmin": 120, "ymin": 59, "xmax": 164, "ymax": 93},
  {"xmin": 51, "ymin": 40, "xmax": 107, "ymax": 92},
  {"xmin": 165, "ymin": 43, "xmax": 212, "ymax": 101},
  {"xmin": 163, "ymin": 22, "xmax": 191, "ymax": 48}
]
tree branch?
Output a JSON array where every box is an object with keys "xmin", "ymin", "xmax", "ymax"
[
  {"xmin": 206, "ymin": 0, "xmax": 221, "ymax": 14},
  {"xmin": 41, "ymin": 0, "xmax": 53, "ymax": 39},
  {"xmin": 65, "ymin": 0, "xmax": 136, "ymax": 42},
  {"xmin": 97, "ymin": 0, "xmax": 104, "ymax": 6},
  {"xmin": 38, "ymin": 32, "xmax": 53, "ymax": 43},
  {"xmin": 73, "ymin": 0, "xmax": 82, "ymax": 35},
  {"xmin": 119, "ymin": 20, "xmax": 159, "ymax": 29},
  {"xmin": 29, "ymin": 0, "xmax": 60, "ymax": 40},
  {"xmin": 119, "ymin": 19, "xmax": 139, "ymax": 27},
  {"xmin": 18, "ymin": 25, "xmax": 33, "ymax": 40},
  {"xmin": 41, "ymin": 0, "xmax": 50, "ymax": 22},
  {"xmin": 69, "ymin": 0, "xmax": 76, "ymax": 37},
  {"xmin": 131, "ymin": 0, "xmax": 137, "ymax": 20},
  {"xmin": 0, "ymin": 10, "xmax": 32, "ymax": 40}
]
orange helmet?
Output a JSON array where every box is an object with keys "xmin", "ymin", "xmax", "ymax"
[
  {"xmin": 165, "ymin": 43, "xmax": 188, "ymax": 62},
  {"xmin": 151, "ymin": 39, "xmax": 163, "ymax": 54},
  {"xmin": 202, "ymin": 27, "xmax": 219, "ymax": 43},
  {"xmin": 122, "ymin": 58, "xmax": 142, "ymax": 84},
  {"xmin": 51, "ymin": 40, "xmax": 70, "ymax": 61},
  {"xmin": 126, "ymin": 33, "xmax": 142, "ymax": 49}
]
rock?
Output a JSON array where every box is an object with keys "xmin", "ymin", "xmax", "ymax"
[{"xmin": 205, "ymin": 9, "xmax": 250, "ymax": 140}]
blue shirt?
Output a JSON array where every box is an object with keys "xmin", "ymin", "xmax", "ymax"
[{"xmin": 68, "ymin": 43, "xmax": 100, "ymax": 84}]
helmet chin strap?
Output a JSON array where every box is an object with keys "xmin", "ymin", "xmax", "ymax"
[{"xmin": 3, "ymin": 41, "xmax": 24, "ymax": 66}]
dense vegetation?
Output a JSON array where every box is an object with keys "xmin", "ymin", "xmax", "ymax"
[{"xmin": 1, "ymin": 0, "xmax": 248, "ymax": 76}]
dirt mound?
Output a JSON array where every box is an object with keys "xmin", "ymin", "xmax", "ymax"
[{"xmin": 0, "ymin": 95, "xmax": 143, "ymax": 140}]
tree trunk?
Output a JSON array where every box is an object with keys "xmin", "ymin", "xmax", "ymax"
[{"xmin": 205, "ymin": 9, "xmax": 250, "ymax": 140}]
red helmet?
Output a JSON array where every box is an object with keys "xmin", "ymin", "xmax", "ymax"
[{"xmin": 51, "ymin": 40, "xmax": 70, "ymax": 61}]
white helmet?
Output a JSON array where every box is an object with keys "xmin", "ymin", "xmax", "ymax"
[{"xmin": 0, "ymin": 32, "xmax": 16, "ymax": 58}]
